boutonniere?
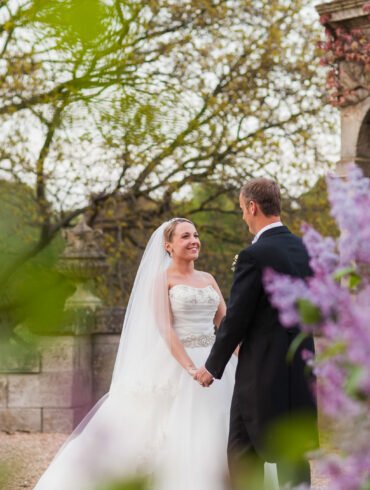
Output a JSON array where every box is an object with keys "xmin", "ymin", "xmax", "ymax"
[{"xmin": 231, "ymin": 254, "xmax": 239, "ymax": 272}]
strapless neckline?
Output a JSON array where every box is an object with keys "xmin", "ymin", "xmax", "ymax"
[{"xmin": 169, "ymin": 284, "xmax": 215, "ymax": 293}]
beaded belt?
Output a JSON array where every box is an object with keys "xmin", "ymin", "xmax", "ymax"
[{"xmin": 180, "ymin": 333, "xmax": 215, "ymax": 348}]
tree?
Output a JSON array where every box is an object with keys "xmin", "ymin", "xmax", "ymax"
[{"xmin": 0, "ymin": 0, "xmax": 335, "ymax": 332}]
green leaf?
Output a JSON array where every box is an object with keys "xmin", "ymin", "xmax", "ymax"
[
  {"xmin": 333, "ymin": 266, "xmax": 357, "ymax": 281},
  {"xmin": 360, "ymin": 478, "xmax": 370, "ymax": 490},
  {"xmin": 348, "ymin": 273, "xmax": 361, "ymax": 289},
  {"xmin": 345, "ymin": 365, "xmax": 365, "ymax": 399},
  {"xmin": 296, "ymin": 299, "xmax": 321, "ymax": 325},
  {"xmin": 287, "ymin": 331, "xmax": 308, "ymax": 363},
  {"xmin": 97, "ymin": 476, "xmax": 147, "ymax": 490},
  {"xmin": 316, "ymin": 341, "xmax": 346, "ymax": 361},
  {"xmin": 333, "ymin": 266, "xmax": 361, "ymax": 290},
  {"xmin": 264, "ymin": 412, "xmax": 318, "ymax": 462}
]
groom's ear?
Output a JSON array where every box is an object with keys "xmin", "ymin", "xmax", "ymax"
[{"xmin": 250, "ymin": 200, "xmax": 258, "ymax": 216}]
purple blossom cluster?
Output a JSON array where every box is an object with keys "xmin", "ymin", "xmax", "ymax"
[
  {"xmin": 300, "ymin": 224, "xmax": 339, "ymax": 277},
  {"xmin": 327, "ymin": 165, "xmax": 370, "ymax": 266},
  {"xmin": 263, "ymin": 165, "xmax": 370, "ymax": 489},
  {"xmin": 318, "ymin": 450, "xmax": 370, "ymax": 490}
]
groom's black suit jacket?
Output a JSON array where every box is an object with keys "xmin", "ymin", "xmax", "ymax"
[{"xmin": 205, "ymin": 226, "xmax": 317, "ymax": 459}]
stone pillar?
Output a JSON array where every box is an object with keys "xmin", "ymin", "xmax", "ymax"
[
  {"xmin": 315, "ymin": 0, "xmax": 370, "ymax": 451},
  {"xmin": 0, "ymin": 219, "xmax": 127, "ymax": 433},
  {"xmin": 316, "ymin": 0, "xmax": 370, "ymax": 175},
  {"xmin": 42, "ymin": 218, "xmax": 109, "ymax": 430},
  {"xmin": 92, "ymin": 307, "xmax": 125, "ymax": 402}
]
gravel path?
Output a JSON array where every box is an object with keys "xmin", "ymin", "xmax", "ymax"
[
  {"xmin": 0, "ymin": 432, "xmax": 328, "ymax": 489},
  {"xmin": 0, "ymin": 433, "xmax": 66, "ymax": 490}
]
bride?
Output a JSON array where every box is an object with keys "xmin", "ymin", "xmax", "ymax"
[{"xmin": 34, "ymin": 218, "xmax": 277, "ymax": 490}]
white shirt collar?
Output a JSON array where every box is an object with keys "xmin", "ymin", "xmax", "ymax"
[{"xmin": 251, "ymin": 221, "xmax": 283, "ymax": 244}]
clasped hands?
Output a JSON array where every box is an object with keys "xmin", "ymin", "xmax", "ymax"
[{"xmin": 187, "ymin": 366, "xmax": 214, "ymax": 387}]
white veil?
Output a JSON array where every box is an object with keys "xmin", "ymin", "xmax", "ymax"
[
  {"xmin": 34, "ymin": 221, "xmax": 181, "ymax": 490},
  {"xmin": 109, "ymin": 220, "xmax": 177, "ymax": 397}
]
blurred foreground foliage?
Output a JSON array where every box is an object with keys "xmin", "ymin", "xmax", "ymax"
[
  {"xmin": 0, "ymin": 180, "xmax": 73, "ymax": 362},
  {"xmin": 97, "ymin": 477, "xmax": 147, "ymax": 490},
  {"xmin": 0, "ymin": 0, "xmax": 336, "ymax": 339}
]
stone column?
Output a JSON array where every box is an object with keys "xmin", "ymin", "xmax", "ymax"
[
  {"xmin": 92, "ymin": 307, "xmax": 125, "ymax": 402},
  {"xmin": 42, "ymin": 218, "xmax": 109, "ymax": 431},
  {"xmin": 0, "ymin": 219, "xmax": 126, "ymax": 433},
  {"xmin": 57, "ymin": 219, "xmax": 125, "ymax": 404},
  {"xmin": 316, "ymin": 0, "xmax": 370, "ymax": 175},
  {"xmin": 315, "ymin": 0, "xmax": 370, "ymax": 451}
]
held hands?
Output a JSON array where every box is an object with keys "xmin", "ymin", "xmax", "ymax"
[
  {"xmin": 193, "ymin": 366, "xmax": 214, "ymax": 387},
  {"xmin": 186, "ymin": 366, "xmax": 198, "ymax": 377},
  {"xmin": 185, "ymin": 364, "xmax": 214, "ymax": 387}
]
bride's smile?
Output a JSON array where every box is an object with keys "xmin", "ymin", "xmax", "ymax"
[{"xmin": 165, "ymin": 221, "xmax": 201, "ymax": 261}]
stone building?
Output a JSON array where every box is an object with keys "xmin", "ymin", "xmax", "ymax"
[{"xmin": 316, "ymin": 0, "xmax": 370, "ymax": 174}]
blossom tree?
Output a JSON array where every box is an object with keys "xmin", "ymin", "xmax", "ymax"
[
  {"xmin": 318, "ymin": 3, "xmax": 370, "ymax": 107},
  {"xmin": 264, "ymin": 164, "xmax": 370, "ymax": 489}
]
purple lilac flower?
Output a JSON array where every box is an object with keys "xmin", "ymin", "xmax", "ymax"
[
  {"xmin": 263, "ymin": 268, "xmax": 310, "ymax": 327},
  {"xmin": 339, "ymin": 303, "xmax": 370, "ymax": 397},
  {"xmin": 314, "ymin": 362, "xmax": 361, "ymax": 417},
  {"xmin": 301, "ymin": 223, "xmax": 339, "ymax": 276},
  {"xmin": 307, "ymin": 275, "xmax": 348, "ymax": 321},
  {"xmin": 327, "ymin": 165, "xmax": 370, "ymax": 266},
  {"xmin": 301, "ymin": 349, "xmax": 314, "ymax": 362},
  {"xmin": 320, "ymin": 451, "xmax": 370, "ymax": 490},
  {"xmin": 263, "ymin": 269, "xmax": 349, "ymax": 333}
]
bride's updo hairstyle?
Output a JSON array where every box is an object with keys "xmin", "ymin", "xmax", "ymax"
[{"xmin": 164, "ymin": 218, "xmax": 194, "ymax": 251}]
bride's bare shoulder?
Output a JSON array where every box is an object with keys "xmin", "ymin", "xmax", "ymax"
[
  {"xmin": 196, "ymin": 270, "xmax": 216, "ymax": 284},
  {"xmin": 166, "ymin": 269, "xmax": 179, "ymax": 288}
]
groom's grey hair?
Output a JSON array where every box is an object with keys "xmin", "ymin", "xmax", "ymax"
[{"xmin": 240, "ymin": 178, "xmax": 281, "ymax": 216}]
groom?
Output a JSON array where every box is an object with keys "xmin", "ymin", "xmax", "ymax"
[{"xmin": 195, "ymin": 178, "xmax": 317, "ymax": 488}]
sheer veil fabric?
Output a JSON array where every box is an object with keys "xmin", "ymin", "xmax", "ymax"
[
  {"xmin": 110, "ymin": 221, "xmax": 177, "ymax": 395},
  {"xmin": 34, "ymin": 222, "xmax": 184, "ymax": 489}
]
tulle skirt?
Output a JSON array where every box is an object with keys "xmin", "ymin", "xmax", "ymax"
[{"xmin": 34, "ymin": 347, "xmax": 278, "ymax": 490}]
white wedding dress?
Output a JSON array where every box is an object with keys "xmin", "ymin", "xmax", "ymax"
[
  {"xmin": 35, "ymin": 278, "xmax": 278, "ymax": 490},
  {"xmin": 34, "ymin": 283, "xmax": 278, "ymax": 490},
  {"xmin": 34, "ymin": 284, "xmax": 233, "ymax": 489}
]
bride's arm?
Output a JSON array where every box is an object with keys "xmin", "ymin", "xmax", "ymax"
[
  {"xmin": 157, "ymin": 282, "xmax": 197, "ymax": 376},
  {"xmin": 167, "ymin": 325, "xmax": 197, "ymax": 376}
]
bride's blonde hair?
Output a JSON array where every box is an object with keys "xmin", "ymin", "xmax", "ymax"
[{"xmin": 164, "ymin": 218, "xmax": 194, "ymax": 244}]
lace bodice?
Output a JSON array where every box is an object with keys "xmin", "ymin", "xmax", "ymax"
[{"xmin": 169, "ymin": 285, "xmax": 220, "ymax": 347}]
